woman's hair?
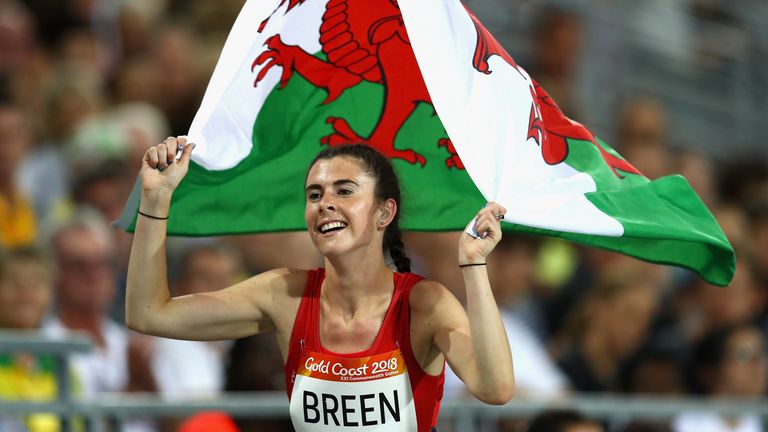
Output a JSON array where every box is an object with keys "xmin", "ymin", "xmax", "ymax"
[{"xmin": 308, "ymin": 144, "xmax": 411, "ymax": 273}]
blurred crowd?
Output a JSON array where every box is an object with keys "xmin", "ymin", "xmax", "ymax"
[{"xmin": 0, "ymin": 0, "xmax": 766, "ymax": 432}]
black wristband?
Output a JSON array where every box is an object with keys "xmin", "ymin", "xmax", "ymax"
[
  {"xmin": 138, "ymin": 210, "xmax": 169, "ymax": 220},
  {"xmin": 458, "ymin": 263, "xmax": 487, "ymax": 268}
]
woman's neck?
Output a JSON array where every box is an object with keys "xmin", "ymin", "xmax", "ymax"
[{"xmin": 323, "ymin": 250, "xmax": 393, "ymax": 316}]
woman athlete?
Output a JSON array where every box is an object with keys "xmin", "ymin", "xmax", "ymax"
[{"xmin": 126, "ymin": 136, "xmax": 515, "ymax": 431}]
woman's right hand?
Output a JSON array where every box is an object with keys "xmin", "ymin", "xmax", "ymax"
[{"xmin": 140, "ymin": 136, "xmax": 195, "ymax": 198}]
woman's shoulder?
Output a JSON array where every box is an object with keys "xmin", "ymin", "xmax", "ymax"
[{"xmin": 407, "ymin": 277, "xmax": 454, "ymax": 312}]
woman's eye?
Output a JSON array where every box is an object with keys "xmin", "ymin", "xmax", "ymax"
[
  {"xmin": 338, "ymin": 188, "xmax": 352, "ymax": 196},
  {"xmin": 308, "ymin": 192, "xmax": 321, "ymax": 201}
]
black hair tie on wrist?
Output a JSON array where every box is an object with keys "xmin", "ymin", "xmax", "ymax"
[
  {"xmin": 459, "ymin": 263, "xmax": 487, "ymax": 268},
  {"xmin": 138, "ymin": 210, "xmax": 169, "ymax": 220}
]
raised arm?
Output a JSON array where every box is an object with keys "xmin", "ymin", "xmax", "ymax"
[
  {"xmin": 417, "ymin": 203, "xmax": 515, "ymax": 404},
  {"xmin": 126, "ymin": 137, "xmax": 286, "ymax": 341}
]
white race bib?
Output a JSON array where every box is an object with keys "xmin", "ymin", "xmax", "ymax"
[{"xmin": 289, "ymin": 349, "xmax": 418, "ymax": 431}]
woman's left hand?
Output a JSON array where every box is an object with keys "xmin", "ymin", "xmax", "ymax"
[{"xmin": 458, "ymin": 202, "xmax": 506, "ymax": 265}]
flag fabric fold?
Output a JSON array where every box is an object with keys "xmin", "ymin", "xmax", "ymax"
[{"xmin": 117, "ymin": 0, "xmax": 735, "ymax": 286}]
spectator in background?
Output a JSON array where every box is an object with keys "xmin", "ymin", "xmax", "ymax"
[
  {"xmin": 674, "ymin": 323, "xmax": 767, "ymax": 432},
  {"xmin": 72, "ymin": 159, "xmax": 133, "ymax": 224},
  {"xmin": 149, "ymin": 25, "xmax": 205, "ymax": 133},
  {"xmin": 224, "ymin": 334, "xmax": 290, "ymax": 432},
  {"xmin": 0, "ymin": 248, "xmax": 58, "ymax": 431},
  {"xmin": 42, "ymin": 211, "xmax": 136, "ymax": 399},
  {"xmin": 675, "ymin": 149, "xmax": 718, "ymax": 208},
  {"xmin": 616, "ymin": 97, "xmax": 673, "ymax": 180},
  {"xmin": 45, "ymin": 66, "xmax": 104, "ymax": 146},
  {"xmin": 620, "ymin": 342, "xmax": 685, "ymax": 396},
  {"xmin": 0, "ymin": 0, "xmax": 38, "ymax": 74},
  {"xmin": 748, "ymin": 201, "xmax": 768, "ymax": 294},
  {"xmin": 150, "ymin": 243, "xmax": 243, "ymax": 399},
  {"xmin": 527, "ymin": 410, "xmax": 603, "ymax": 432},
  {"xmin": 529, "ymin": 7, "xmax": 584, "ymax": 120},
  {"xmin": 231, "ymin": 232, "xmax": 323, "ymax": 276},
  {"xmin": 711, "ymin": 203, "xmax": 753, "ymax": 259},
  {"xmin": 556, "ymin": 264, "xmax": 659, "ymax": 392},
  {"xmin": 0, "ymin": 102, "xmax": 36, "ymax": 249},
  {"xmin": 671, "ymin": 260, "xmax": 763, "ymax": 345},
  {"xmin": 404, "ymin": 232, "xmax": 468, "ymax": 303},
  {"xmin": 445, "ymin": 235, "xmax": 569, "ymax": 399}
]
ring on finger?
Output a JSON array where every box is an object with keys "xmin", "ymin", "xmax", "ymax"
[{"xmin": 495, "ymin": 213, "xmax": 504, "ymax": 220}]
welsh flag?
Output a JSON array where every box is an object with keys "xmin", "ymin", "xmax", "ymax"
[{"xmin": 117, "ymin": 0, "xmax": 735, "ymax": 286}]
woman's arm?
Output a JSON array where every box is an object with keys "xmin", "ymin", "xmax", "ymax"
[
  {"xmin": 125, "ymin": 137, "xmax": 287, "ymax": 341},
  {"xmin": 416, "ymin": 203, "xmax": 514, "ymax": 404}
]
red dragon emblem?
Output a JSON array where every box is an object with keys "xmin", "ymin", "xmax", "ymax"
[
  {"xmin": 254, "ymin": 0, "xmax": 464, "ymax": 168},
  {"xmin": 468, "ymin": 12, "xmax": 642, "ymax": 178}
]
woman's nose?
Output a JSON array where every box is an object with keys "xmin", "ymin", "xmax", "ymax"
[{"xmin": 318, "ymin": 195, "xmax": 336, "ymax": 212}]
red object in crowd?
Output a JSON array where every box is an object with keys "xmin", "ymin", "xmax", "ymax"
[{"xmin": 178, "ymin": 412, "xmax": 239, "ymax": 432}]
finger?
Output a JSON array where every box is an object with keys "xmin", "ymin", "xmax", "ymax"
[
  {"xmin": 480, "ymin": 213, "xmax": 502, "ymax": 236},
  {"xmin": 480, "ymin": 202, "xmax": 506, "ymax": 221},
  {"xmin": 476, "ymin": 209, "xmax": 498, "ymax": 226},
  {"xmin": 167, "ymin": 136, "xmax": 180, "ymax": 161},
  {"xmin": 157, "ymin": 142, "xmax": 170, "ymax": 170},
  {"xmin": 478, "ymin": 214, "xmax": 498, "ymax": 232},
  {"xmin": 177, "ymin": 142, "xmax": 195, "ymax": 168},
  {"xmin": 145, "ymin": 147, "xmax": 159, "ymax": 168},
  {"xmin": 475, "ymin": 219, "xmax": 494, "ymax": 239},
  {"xmin": 174, "ymin": 136, "xmax": 187, "ymax": 159}
]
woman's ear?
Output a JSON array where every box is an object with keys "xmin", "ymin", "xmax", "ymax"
[{"xmin": 378, "ymin": 199, "xmax": 397, "ymax": 228}]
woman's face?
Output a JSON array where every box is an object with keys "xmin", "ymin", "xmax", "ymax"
[{"xmin": 304, "ymin": 157, "xmax": 381, "ymax": 257}]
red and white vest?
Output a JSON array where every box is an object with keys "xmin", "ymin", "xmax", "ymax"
[{"xmin": 284, "ymin": 269, "xmax": 445, "ymax": 431}]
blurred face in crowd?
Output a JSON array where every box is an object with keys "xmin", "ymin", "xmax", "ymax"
[
  {"xmin": 76, "ymin": 175, "xmax": 132, "ymax": 222},
  {"xmin": 487, "ymin": 239, "xmax": 537, "ymax": 305},
  {"xmin": 713, "ymin": 204, "xmax": 751, "ymax": 256},
  {"xmin": 535, "ymin": 12, "xmax": 583, "ymax": 78},
  {"xmin": 714, "ymin": 327, "xmax": 767, "ymax": 397},
  {"xmin": 177, "ymin": 248, "xmax": 241, "ymax": 296},
  {"xmin": 0, "ymin": 255, "xmax": 52, "ymax": 329},
  {"xmin": 593, "ymin": 283, "xmax": 658, "ymax": 359},
  {"xmin": 697, "ymin": 263, "xmax": 761, "ymax": 331},
  {"xmin": 0, "ymin": 1, "xmax": 36, "ymax": 72},
  {"xmin": 677, "ymin": 151, "xmax": 716, "ymax": 207},
  {"xmin": 617, "ymin": 98, "xmax": 671, "ymax": 180},
  {"xmin": 53, "ymin": 225, "xmax": 116, "ymax": 314}
]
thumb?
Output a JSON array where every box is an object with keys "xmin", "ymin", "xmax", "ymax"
[{"xmin": 178, "ymin": 142, "xmax": 195, "ymax": 168}]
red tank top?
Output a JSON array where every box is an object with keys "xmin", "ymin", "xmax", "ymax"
[{"xmin": 284, "ymin": 268, "xmax": 445, "ymax": 431}]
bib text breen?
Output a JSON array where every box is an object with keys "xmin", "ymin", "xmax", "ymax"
[{"xmin": 303, "ymin": 389, "xmax": 401, "ymax": 427}]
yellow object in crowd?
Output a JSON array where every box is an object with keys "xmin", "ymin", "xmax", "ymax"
[
  {"xmin": 0, "ymin": 193, "xmax": 36, "ymax": 249},
  {"xmin": 0, "ymin": 353, "xmax": 59, "ymax": 432}
]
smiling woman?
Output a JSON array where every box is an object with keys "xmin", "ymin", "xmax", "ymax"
[{"xmin": 126, "ymin": 138, "xmax": 515, "ymax": 432}]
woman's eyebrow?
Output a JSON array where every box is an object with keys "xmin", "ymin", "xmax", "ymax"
[
  {"xmin": 305, "ymin": 179, "xmax": 359, "ymax": 191},
  {"xmin": 333, "ymin": 179, "xmax": 359, "ymax": 187}
]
